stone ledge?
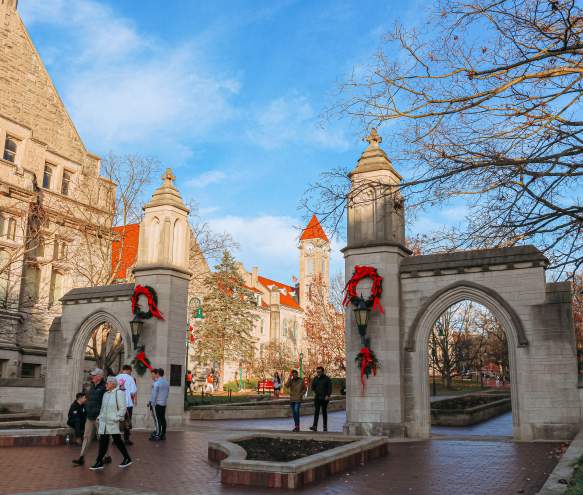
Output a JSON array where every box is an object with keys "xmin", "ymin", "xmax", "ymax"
[
  {"xmin": 209, "ymin": 432, "xmax": 388, "ymax": 489},
  {"xmin": 537, "ymin": 426, "xmax": 583, "ymax": 494},
  {"xmin": 12, "ymin": 486, "xmax": 159, "ymax": 495},
  {"xmin": 400, "ymin": 245, "xmax": 547, "ymax": 275},
  {"xmin": 61, "ymin": 283, "xmax": 134, "ymax": 302}
]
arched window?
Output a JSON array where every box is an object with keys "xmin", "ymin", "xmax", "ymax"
[
  {"xmin": 0, "ymin": 250, "xmax": 10, "ymax": 308},
  {"xmin": 172, "ymin": 219, "xmax": 185, "ymax": 265},
  {"xmin": 7, "ymin": 217, "xmax": 16, "ymax": 241},
  {"xmin": 149, "ymin": 218, "xmax": 160, "ymax": 262}
]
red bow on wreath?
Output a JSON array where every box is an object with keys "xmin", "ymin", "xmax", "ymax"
[
  {"xmin": 342, "ymin": 265, "xmax": 384, "ymax": 314},
  {"xmin": 131, "ymin": 284, "xmax": 164, "ymax": 320},
  {"xmin": 134, "ymin": 350, "xmax": 154, "ymax": 370}
]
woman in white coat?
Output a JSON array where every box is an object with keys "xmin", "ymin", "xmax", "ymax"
[{"xmin": 89, "ymin": 376, "xmax": 132, "ymax": 470}]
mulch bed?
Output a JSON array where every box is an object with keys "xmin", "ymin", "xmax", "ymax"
[
  {"xmin": 431, "ymin": 394, "xmax": 509, "ymax": 411},
  {"xmin": 235, "ymin": 437, "xmax": 351, "ymax": 462}
]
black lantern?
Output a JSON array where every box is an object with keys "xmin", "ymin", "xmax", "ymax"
[
  {"xmin": 353, "ymin": 296, "xmax": 370, "ymax": 344},
  {"xmin": 130, "ymin": 316, "xmax": 144, "ymax": 349}
]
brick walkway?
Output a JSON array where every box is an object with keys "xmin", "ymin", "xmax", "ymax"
[{"xmin": 0, "ymin": 418, "xmax": 561, "ymax": 495}]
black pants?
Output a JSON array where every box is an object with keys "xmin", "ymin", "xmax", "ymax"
[
  {"xmin": 155, "ymin": 404, "xmax": 167, "ymax": 437},
  {"xmin": 124, "ymin": 407, "xmax": 133, "ymax": 443},
  {"xmin": 67, "ymin": 418, "xmax": 85, "ymax": 439},
  {"xmin": 96, "ymin": 434, "xmax": 130, "ymax": 462},
  {"xmin": 313, "ymin": 398, "xmax": 329, "ymax": 429}
]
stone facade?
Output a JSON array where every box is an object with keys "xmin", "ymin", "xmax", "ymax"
[
  {"xmin": 0, "ymin": 1, "xmax": 115, "ymax": 389},
  {"xmin": 343, "ymin": 130, "xmax": 580, "ymax": 441}
]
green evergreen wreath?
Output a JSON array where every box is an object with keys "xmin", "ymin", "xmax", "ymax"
[{"xmin": 131, "ymin": 285, "xmax": 163, "ymax": 320}]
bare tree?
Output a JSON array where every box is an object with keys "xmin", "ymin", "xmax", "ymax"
[
  {"xmin": 306, "ymin": 0, "xmax": 583, "ymax": 277},
  {"xmin": 250, "ymin": 341, "xmax": 295, "ymax": 381}
]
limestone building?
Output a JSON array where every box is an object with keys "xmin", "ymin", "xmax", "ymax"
[{"xmin": 0, "ymin": 0, "xmax": 115, "ymax": 384}]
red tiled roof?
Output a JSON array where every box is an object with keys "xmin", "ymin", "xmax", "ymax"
[
  {"xmin": 112, "ymin": 224, "xmax": 140, "ymax": 280},
  {"xmin": 300, "ymin": 214, "xmax": 329, "ymax": 242},
  {"xmin": 257, "ymin": 275, "xmax": 302, "ymax": 311}
]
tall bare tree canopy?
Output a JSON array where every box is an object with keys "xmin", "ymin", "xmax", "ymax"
[{"xmin": 307, "ymin": 0, "xmax": 583, "ymax": 276}]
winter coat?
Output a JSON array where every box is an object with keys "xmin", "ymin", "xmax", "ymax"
[
  {"xmin": 67, "ymin": 401, "xmax": 86, "ymax": 426},
  {"xmin": 286, "ymin": 377, "xmax": 306, "ymax": 402},
  {"xmin": 311, "ymin": 374, "xmax": 332, "ymax": 400},
  {"xmin": 85, "ymin": 380, "xmax": 106, "ymax": 420},
  {"xmin": 97, "ymin": 388, "xmax": 126, "ymax": 435}
]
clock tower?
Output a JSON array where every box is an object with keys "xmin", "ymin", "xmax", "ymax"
[{"xmin": 299, "ymin": 215, "xmax": 330, "ymax": 307}]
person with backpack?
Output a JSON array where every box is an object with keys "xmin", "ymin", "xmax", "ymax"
[{"xmin": 89, "ymin": 376, "xmax": 132, "ymax": 470}]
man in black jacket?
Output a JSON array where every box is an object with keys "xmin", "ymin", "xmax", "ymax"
[
  {"xmin": 72, "ymin": 368, "xmax": 107, "ymax": 466},
  {"xmin": 309, "ymin": 367, "xmax": 332, "ymax": 432}
]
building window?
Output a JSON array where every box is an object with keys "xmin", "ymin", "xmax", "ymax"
[
  {"xmin": 3, "ymin": 136, "xmax": 18, "ymax": 163},
  {"xmin": 23, "ymin": 264, "xmax": 41, "ymax": 304},
  {"xmin": 7, "ymin": 217, "xmax": 16, "ymax": 241},
  {"xmin": 48, "ymin": 270, "xmax": 64, "ymax": 307},
  {"xmin": 42, "ymin": 164, "xmax": 53, "ymax": 189},
  {"xmin": 33, "ymin": 237, "xmax": 45, "ymax": 258},
  {"xmin": 306, "ymin": 259, "xmax": 314, "ymax": 275},
  {"xmin": 321, "ymin": 258, "xmax": 326, "ymax": 273},
  {"xmin": 52, "ymin": 240, "xmax": 67, "ymax": 260},
  {"xmin": 20, "ymin": 363, "xmax": 41, "ymax": 379},
  {"xmin": 0, "ymin": 359, "xmax": 8, "ymax": 377},
  {"xmin": 61, "ymin": 171, "xmax": 72, "ymax": 196},
  {"xmin": 0, "ymin": 250, "xmax": 9, "ymax": 308}
]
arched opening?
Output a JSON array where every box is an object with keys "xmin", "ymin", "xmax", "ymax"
[
  {"xmin": 83, "ymin": 322, "xmax": 124, "ymax": 375},
  {"xmin": 426, "ymin": 300, "xmax": 512, "ymax": 436},
  {"xmin": 406, "ymin": 282, "xmax": 523, "ymax": 439}
]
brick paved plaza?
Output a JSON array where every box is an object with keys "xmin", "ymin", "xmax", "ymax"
[{"xmin": 0, "ymin": 412, "xmax": 561, "ymax": 495}]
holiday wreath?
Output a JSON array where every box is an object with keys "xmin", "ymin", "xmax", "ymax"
[
  {"xmin": 131, "ymin": 346, "xmax": 154, "ymax": 376},
  {"xmin": 355, "ymin": 347, "xmax": 380, "ymax": 390},
  {"xmin": 342, "ymin": 265, "xmax": 384, "ymax": 314},
  {"xmin": 131, "ymin": 284, "xmax": 164, "ymax": 320}
]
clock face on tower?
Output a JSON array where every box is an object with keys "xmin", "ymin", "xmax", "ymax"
[{"xmin": 305, "ymin": 243, "xmax": 314, "ymax": 255}]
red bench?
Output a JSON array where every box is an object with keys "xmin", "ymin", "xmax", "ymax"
[{"xmin": 257, "ymin": 379, "xmax": 274, "ymax": 394}]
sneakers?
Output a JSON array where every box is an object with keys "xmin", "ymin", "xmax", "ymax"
[
  {"xmin": 323, "ymin": 427, "xmax": 328, "ymax": 432},
  {"xmin": 292, "ymin": 426, "xmax": 300, "ymax": 432},
  {"xmin": 119, "ymin": 458, "xmax": 133, "ymax": 468},
  {"xmin": 309, "ymin": 426, "xmax": 317, "ymax": 432},
  {"xmin": 72, "ymin": 456, "xmax": 84, "ymax": 466},
  {"xmin": 149, "ymin": 435, "xmax": 160, "ymax": 441},
  {"xmin": 89, "ymin": 460, "xmax": 104, "ymax": 471},
  {"xmin": 103, "ymin": 455, "xmax": 112, "ymax": 464}
]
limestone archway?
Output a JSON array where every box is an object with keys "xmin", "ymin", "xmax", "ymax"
[
  {"xmin": 404, "ymin": 281, "xmax": 523, "ymax": 438},
  {"xmin": 67, "ymin": 310, "xmax": 131, "ymax": 399}
]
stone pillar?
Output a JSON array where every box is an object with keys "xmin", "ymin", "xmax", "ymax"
[
  {"xmin": 131, "ymin": 169, "xmax": 191, "ymax": 428},
  {"xmin": 343, "ymin": 129, "xmax": 410, "ymax": 437}
]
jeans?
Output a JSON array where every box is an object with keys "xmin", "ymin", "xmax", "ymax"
[
  {"xmin": 154, "ymin": 404, "xmax": 167, "ymax": 437},
  {"xmin": 290, "ymin": 401, "xmax": 301, "ymax": 427},
  {"xmin": 96, "ymin": 434, "xmax": 130, "ymax": 463},
  {"xmin": 313, "ymin": 398, "xmax": 329, "ymax": 429}
]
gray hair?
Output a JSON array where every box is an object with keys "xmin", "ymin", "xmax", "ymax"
[{"xmin": 106, "ymin": 376, "xmax": 118, "ymax": 386}]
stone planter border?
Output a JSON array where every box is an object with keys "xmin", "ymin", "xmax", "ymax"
[
  {"xmin": 0, "ymin": 424, "xmax": 69, "ymax": 447},
  {"xmin": 209, "ymin": 432, "xmax": 388, "ymax": 489},
  {"xmin": 431, "ymin": 396, "xmax": 511, "ymax": 426}
]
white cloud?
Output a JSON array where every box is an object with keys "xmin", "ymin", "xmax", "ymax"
[
  {"xmin": 19, "ymin": 0, "xmax": 240, "ymax": 157},
  {"xmin": 209, "ymin": 214, "xmax": 343, "ymax": 282},
  {"xmin": 186, "ymin": 170, "xmax": 228, "ymax": 189},
  {"xmin": 247, "ymin": 95, "xmax": 349, "ymax": 151}
]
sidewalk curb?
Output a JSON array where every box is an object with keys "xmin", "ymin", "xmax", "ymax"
[{"xmin": 537, "ymin": 426, "xmax": 583, "ymax": 494}]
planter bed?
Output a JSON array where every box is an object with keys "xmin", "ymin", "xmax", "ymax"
[
  {"xmin": 191, "ymin": 397, "xmax": 345, "ymax": 421},
  {"xmin": 431, "ymin": 393, "xmax": 511, "ymax": 426},
  {"xmin": 209, "ymin": 432, "xmax": 388, "ymax": 490},
  {"xmin": 0, "ymin": 424, "xmax": 69, "ymax": 447}
]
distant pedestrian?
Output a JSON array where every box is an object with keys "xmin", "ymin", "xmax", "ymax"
[
  {"xmin": 204, "ymin": 373, "xmax": 214, "ymax": 394},
  {"xmin": 72, "ymin": 368, "xmax": 107, "ymax": 467},
  {"xmin": 67, "ymin": 392, "xmax": 87, "ymax": 445},
  {"xmin": 115, "ymin": 365, "xmax": 137, "ymax": 446},
  {"xmin": 309, "ymin": 366, "xmax": 332, "ymax": 432},
  {"xmin": 185, "ymin": 370, "xmax": 193, "ymax": 395},
  {"xmin": 149, "ymin": 368, "xmax": 169, "ymax": 441},
  {"xmin": 286, "ymin": 369, "xmax": 306, "ymax": 432},
  {"xmin": 273, "ymin": 372, "xmax": 282, "ymax": 399},
  {"xmin": 89, "ymin": 376, "xmax": 132, "ymax": 470}
]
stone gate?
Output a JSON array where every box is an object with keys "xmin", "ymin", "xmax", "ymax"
[{"xmin": 343, "ymin": 130, "xmax": 580, "ymax": 441}]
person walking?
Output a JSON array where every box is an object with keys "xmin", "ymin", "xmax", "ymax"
[
  {"xmin": 273, "ymin": 372, "xmax": 282, "ymax": 399},
  {"xmin": 72, "ymin": 368, "xmax": 107, "ymax": 466},
  {"xmin": 204, "ymin": 373, "xmax": 214, "ymax": 394},
  {"xmin": 185, "ymin": 370, "xmax": 193, "ymax": 395},
  {"xmin": 309, "ymin": 366, "xmax": 332, "ymax": 432},
  {"xmin": 89, "ymin": 376, "xmax": 132, "ymax": 470},
  {"xmin": 148, "ymin": 368, "xmax": 169, "ymax": 441},
  {"xmin": 285, "ymin": 369, "xmax": 306, "ymax": 432},
  {"xmin": 67, "ymin": 392, "xmax": 87, "ymax": 445},
  {"xmin": 115, "ymin": 365, "xmax": 137, "ymax": 446}
]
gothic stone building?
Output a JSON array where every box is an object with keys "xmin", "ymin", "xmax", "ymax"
[{"xmin": 0, "ymin": 0, "xmax": 115, "ymax": 392}]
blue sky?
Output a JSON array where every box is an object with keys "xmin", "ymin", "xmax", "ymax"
[{"xmin": 19, "ymin": 0, "xmax": 464, "ymax": 283}]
